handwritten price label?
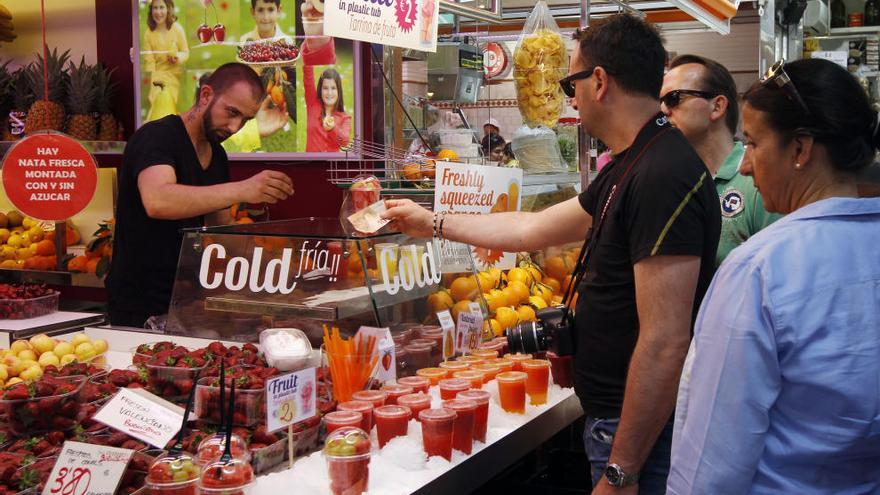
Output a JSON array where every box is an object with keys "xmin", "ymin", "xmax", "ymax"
[{"xmin": 42, "ymin": 442, "xmax": 133, "ymax": 495}]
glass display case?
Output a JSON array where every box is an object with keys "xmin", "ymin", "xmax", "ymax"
[{"xmin": 165, "ymin": 218, "xmax": 487, "ymax": 348}]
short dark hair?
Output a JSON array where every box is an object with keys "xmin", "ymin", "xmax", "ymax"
[
  {"xmin": 670, "ymin": 54, "xmax": 739, "ymax": 135},
  {"xmin": 147, "ymin": 0, "xmax": 176, "ymax": 31},
  {"xmin": 574, "ymin": 14, "xmax": 666, "ymax": 99},
  {"xmin": 251, "ymin": 0, "xmax": 281, "ymax": 8},
  {"xmin": 203, "ymin": 63, "xmax": 266, "ymax": 102},
  {"xmin": 743, "ymin": 58, "xmax": 879, "ymax": 173}
]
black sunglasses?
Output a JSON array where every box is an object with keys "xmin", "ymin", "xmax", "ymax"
[
  {"xmin": 660, "ymin": 89, "xmax": 718, "ymax": 109},
  {"xmin": 760, "ymin": 59, "xmax": 812, "ymax": 117},
  {"xmin": 559, "ymin": 66, "xmax": 615, "ymax": 98}
]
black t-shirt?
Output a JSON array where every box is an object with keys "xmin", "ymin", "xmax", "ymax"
[
  {"xmin": 574, "ymin": 114, "xmax": 720, "ymax": 418},
  {"xmin": 106, "ymin": 115, "xmax": 229, "ymax": 317}
]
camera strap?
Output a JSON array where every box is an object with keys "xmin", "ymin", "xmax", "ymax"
[{"xmin": 559, "ymin": 123, "xmax": 673, "ymax": 327}]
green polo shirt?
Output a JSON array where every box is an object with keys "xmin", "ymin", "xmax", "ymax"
[{"xmin": 714, "ymin": 141, "xmax": 782, "ymax": 266}]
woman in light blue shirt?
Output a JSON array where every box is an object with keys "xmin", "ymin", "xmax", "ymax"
[{"xmin": 668, "ymin": 58, "xmax": 880, "ymax": 494}]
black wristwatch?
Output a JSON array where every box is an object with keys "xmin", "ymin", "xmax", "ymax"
[{"xmin": 605, "ymin": 463, "xmax": 640, "ymax": 487}]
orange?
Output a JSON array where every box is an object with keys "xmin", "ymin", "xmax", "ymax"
[
  {"xmin": 22, "ymin": 257, "xmax": 39, "ymax": 270},
  {"xmin": 476, "ymin": 271, "xmax": 496, "ymax": 293},
  {"xmin": 402, "ymin": 163, "xmax": 422, "ymax": 180},
  {"xmin": 501, "ymin": 286, "xmax": 520, "ymax": 307},
  {"xmin": 67, "ymin": 255, "xmax": 88, "ymax": 273},
  {"xmin": 436, "ymin": 149, "xmax": 458, "ymax": 161},
  {"xmin": 495, "ymin": 307, "xmax": 519, "ymax": 330},
  {"xmin": 235, "ymin": 217, "xmax": 254, "ymax": 224},
  {"xmin": 544, "ymin": 256, "xmax": 570, "ymax": 281},
  {"xmin": 507, "ymin": 267, "xmax": 533, "ymax": 287},
  {"xmin": 543, "ymin": 277, "xmax": 561, "ymax": 294},
  {"xmin": 531, "ymin": 283, "xmax": 554, "ymax": 305},
  {"xmin": 65, "ymin": 228, "xmax": 81, "ymax": 245},
  {"xmin": 85, "ymin": 243, "xmax": 104, "ymax": 259},
  {"xmin": 420, "ymin": 161, "xmax": 436, "ymax": 179},
  {"xmin": 484, "ymin": 319, "xmax": 503, "ymax": 338},
  {"xmin": 270, "ymin": 85, "xmax": 284, "ymax": 106},
  {"xmin": 451, "ymin": 300, "xmax": 472, "ymax": 321},
  {"xmin": 428, "ymin": 290, "xmax": 454, "ymax": 314},
  {"xmin": 347, "ymin": 253, "xmax": 364, "ymax": 274},
  {"xmin": 516, "ymin": 305, "xmax": 537, "ymax": 323},
  {"xmin": 35, "ymin": 239, "xmax": 55, "ymax": 257},
  {"xmin": 449, "ymin": 276, "xmax": 478, "ymax": 302},
  {"xmin": 485, "ymin": 289, "xmax": 505, "ymax": 313},
  {"xmin": 524, "ymin": 264, "xmax": 542, "ymax": 284},
  {"xmin": 507, "ymin": 280, "xmax": 531, "ymax": 305},
  {"xmin": 528, "ymin": 295, "xmax": 549, "ymax": 310},
  {"xmin": 86, "ymin": 258, "xmax": 100, "ymax": 274}
]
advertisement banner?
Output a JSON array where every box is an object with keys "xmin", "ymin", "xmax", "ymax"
[
  {"xmin": 323, "ymin": 0, "xmax": 439, "ymax": 52},
  {"xmin": 433, "ymin": 161, "xmax": 524, "ymax": 271}
]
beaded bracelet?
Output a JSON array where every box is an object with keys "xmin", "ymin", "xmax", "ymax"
[{"xmin": 439, "ymin": 212, "xmax": 448, "ymax": 240}]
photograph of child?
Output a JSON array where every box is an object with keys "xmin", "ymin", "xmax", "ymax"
[{"xmin": 142, "ymin": 0, "xmax": 190, "ymax": 122}]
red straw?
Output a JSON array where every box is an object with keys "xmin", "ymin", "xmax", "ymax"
[{"xmin": 40, "ymin": 0, "xmax": 49, "ymax": 131}]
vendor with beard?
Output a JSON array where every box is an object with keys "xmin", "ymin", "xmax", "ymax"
[{"xmin": 107, "ymin": 63, "xmax": 295, "ymax": 328}]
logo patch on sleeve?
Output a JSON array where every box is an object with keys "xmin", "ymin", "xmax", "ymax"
[{"xmin": 720, "ymin": 189, "xmax": 745, "ymax": 217}]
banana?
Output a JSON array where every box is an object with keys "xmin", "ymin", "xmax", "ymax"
[{"xmin": 0, "ymin": 4, "xmax": 12, "ymax": 20}]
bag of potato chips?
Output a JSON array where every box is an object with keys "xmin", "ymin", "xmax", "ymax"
[{"xmin": 513, "ymin": 0, "xmax": 568, "ymax": 129}]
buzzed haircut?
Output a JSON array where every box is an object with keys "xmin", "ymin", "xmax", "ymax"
[
  {"xmin": 252, "ymin": 0, "xmax": 281, "ymax": 7},
  {"xmin": 203, "ymin": 62, "xmax": 266, "ymax": 102},
  {"xmin": 670, "ymin": 54, "xmax": 739, "ymax": 135}
]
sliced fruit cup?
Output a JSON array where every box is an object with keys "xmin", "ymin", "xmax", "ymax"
[
  {"xmin": 1, "ymin": 376, "xmax": 85, "ymax": 436},
  {"xmin": 196, "ymin": 433, "xmax": 251, "ymax": 465},
  {"xmin": 324, "ymin": 427, "xmax": 371, "ymax": 495},
  {"xmin": 145, "ymin": 362, "xmax": 207, "ymax": 403},
  {"xmin": 198, "ymin": 457, "xmax": 255, "ymax": 495},
  {"xmin": 194, "ymin": 377, "xmax": 264, "ymax": 427},
  {"xmin": 146, "ymin": 451, "xmax": 201, "ymax": 495}
]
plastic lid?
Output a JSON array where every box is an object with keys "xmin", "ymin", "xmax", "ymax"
[
  {"xmin": 418, "ymin": 407, "xmax": 457, "ymax": 422},
  {"xmin": 439, "ymin": 361, "xmax": 470, "ymax": 370},
  {"xmin": 324, "ymin": 410, "xmax": 364, "ymax": 423},
  {"xmin": 452, "ymin": 370, "xmax": 483, "ymax": 380},
  {"xmin": 352, "ymin": 390, "xmax": 387, "ymax": 402},
  {"xmin": 504, "ymin": 353, "xmax": 533, "ymax": 360},
  {"xmin": 397, "ymin": 376, "xmax": 431, "ymax": 387},
  {"xmin": 496, "ymin": 371, "xmax": 527, "ymax": 382},
  {"xmin": 146, "ymin": 452, "xmax": 201, "ymax": 484},
  {"xmin": 441, "ymin": 399, "xmax": 477, "ymax": 411},
  {"xmin": 196, "ymin": 433, "xmax": 250, "ymax": 464},
  {"xmin": 438, "ymin": 378, "xmax": 470, "ymax": 390},
  {"xmin": 409, "ymin": 338, "xmax": 438, "ymax": 348},
  {"xmin": 373, "ymin": 405, "xmax": 412, "ymax": 419},
  {"xmin": 337, "ymin": 400, "xmax": 373, "ymax": 413},
  {"xmin": 416, "ymin": 368, "xmax": 447, "ymax": 376},
  {"xmin": 404, "ymin": 344, "xmax": 433, "ymax": 352},
  {"xmin": 521, "ymin": 359, "xmax": 551, "ymax": 369},
  {"xmin": 198, "ymin": 457, "xmax": 255, "ymax": 489},
  {"xmin": 380, "ymin": 384, "xmax": 413, "ymax": 395},
  {"xmin": 324, "ymin": 426, "xmax": 371, "ymax": 459},
  {"xmin": 471, "ymin": 363, "xmax": 501, "ymax": 371},
  {"xmin": 457, "ymin": 390, "xmax": 490, "ymax": 404},
  {"xmin": 397, "ymin": 393, "xmax": 431, "ymax": 407}
]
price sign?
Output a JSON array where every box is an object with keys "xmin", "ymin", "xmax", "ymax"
[
  {"xmin": 456, "ymin": 308, "xmax": 482, "ymax": 354},
  {"xmin": 266, "ymin": 367, "xmax": 317, "ymax": 433},
  {"xmin": 357, "ymin": 326, "xmax": 395, "ymax": 382},
  {"xmin": 437, "ymin": 310, "xmax": 456, "ymax": 359},
  {"xmin": 42, "ymin": 441, "xmax": 133, "ymax": 495},
  {"xmin": 93, "ymin": 388, "xmax": 185, "ymax": 449},
  {"xmin": 1, "ymin": 133, "xmax": 98, "ymax": 221}
]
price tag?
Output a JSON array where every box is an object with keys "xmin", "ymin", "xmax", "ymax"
[
  {"xmin": 437, "ymin": 310, "xmax": 456, "ymax": 359},
  {"xmin": 468, "ymin": 303, "xmax": 484, "ymax": 350},
  {"xmin": 93, "ymin": 388, "xmax": 184, "ymax": 449},
  {"xmin": 266, "ymin": 367, "xmax": 317, "ymax": 433},
  {"xmin": 42, "ymin": 441, "xmax": 133, "ymax": 495},
  {"xmin": 456, "ymin": 310, "xmax": 482, "ymax": 354}
]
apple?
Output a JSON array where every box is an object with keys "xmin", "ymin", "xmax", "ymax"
[
  {"xmin": 197, "ymin": 24, "xmax": 213, "ymax": 43},
  {"xmin": 213, "ymin": 24, "xmax": 226, "ymax": 42}
]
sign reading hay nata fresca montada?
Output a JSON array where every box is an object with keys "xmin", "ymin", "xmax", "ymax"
[
  {"xmin": 1, "ymin": 133, "xmax": 98, "ymax": 221},
  {"xmin": 324, "ymin": 0, "xmax": 440, "ymax": 52}
]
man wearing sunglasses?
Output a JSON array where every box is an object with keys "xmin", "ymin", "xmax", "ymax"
[
  {"xmin": 661, "ymin": 55, "xmax": 781, "ymax": 266},
  {"xmin": 381, "ymin": 16, "xmax": 720, "ymax": 494}
]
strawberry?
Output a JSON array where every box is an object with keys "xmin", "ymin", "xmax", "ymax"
[
  {"xmin": 51, "ymin": 417, "xmax": 74, "ymax": 430},
  {"xmin": 120, "ymin": 439, "xmax": 144, "ymax": 451},
  {"xmin": 2, "ymin": 384, "xmax": 29, "ymax": 401},
  {"xmin": 243, "ymin": 343, "xmax": 259, "ymax": 354},
  {"xmin": 38, "ymin": 397, "xmax": 61, "ymax": 415},
  {"xmin": 44, "ymin": 431, "xmax": 64, "ymax": 445},
  {"xmin": 105, "ymin": 432, "xmax": 129, "ymax": 447}
]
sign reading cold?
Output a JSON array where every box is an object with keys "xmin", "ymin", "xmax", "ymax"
[
  {"xmin": 324, "ymin": 0, "xmax": 440, "ymax": 52},
  {"xmin": 1, "ymin": 133, "xmax": 98, "ymax": 221}
]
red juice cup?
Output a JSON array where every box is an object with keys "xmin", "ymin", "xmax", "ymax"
[
  {"xmin": 404, "ymin": 344, "xmax": 433, "ymax": 371},
  {"xmin": 397, "ymin": 393, "xmax": 431, "ymax": 421},
  {"xmin": 521, "ymin": 359, "xmax": 551, "ymax": 406},
  {"xmin": 397, "ymin": 376, "xmax": 430, "ymax": 395},
  {"xmin": 471, "ymin": 363, "xmax": 501, "ymax": 383},
  {"xmin": 394, "ymin": 345, "xmax": 409, "ymax": 377},
  {"xmin": 439, "ymin": 361, "xmax": 470, "ymax": 374},
  {"xmin": 373, "ymin": 405, "xmax": 412, "ymax": 448},
  {"xmin": 496, "ymin": 371, "xmax": 527, "ymax": 414},
  {"xmin": 324, "ymin": 427, "xmax": 371, "ymax": 495},
  {"xmin": 380, "ymin": 384, "xmax": 414, "ymax": 405},
  {"xmin": 352, "ymin": 390, "xmax": 387, "ymax": 409},
  {"xmin": 324, "ymin": 410, "xmax": 364, "ymax": 435},
  {"xmin": 451, "ymin": 370, "xmax": 484, "ymax": 390},
  {"xmin": 547, "ymin": 351, "xmax": 574, "ymax": 388},
  {"xmin": 416, "ymin": 367, "xmax": 448, "ymax": 386},
  {"xmin": 457, "ymin": 390, "xmax": 490, "ymax": 443},
  {"xmin": 492, "ymin": 337, "xmax": 509, "ymax": 356},
  {"xmin": 337, "ymin": 400, "xmax": 374, "ymax": 431},
  {"xmin": 419, "ymin": 408, "xmax": 456, "ymax": 461},
  {"xmin": 503, "ymin": 353, "xmax": 533, "ymax": 372},
  {"xmin": 441, "ymin": 399, "xmax": 477, "ymax": 455},
  {"xmin": 438, "ymin": 378, "xmax": 470, "ymax": 400},
  {"xmin": 410, "ymin": 338, "xmax": 441, "ymax": 366}
]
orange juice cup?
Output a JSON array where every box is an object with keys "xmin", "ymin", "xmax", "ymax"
[
  {"xmin": 380, "ymin": 384, "xmax": 414, "ymax": 405},
  {"xmin": 457, "ymin": 390, "xmax": 490, "ymax": 443},
  {"xmin": 487, "ymin": 358, "xmax": 515, "ymax": 373},
  {"xmin": 374, "ymin": 405, "xmax": 412, "ymax": 448},
  {"xmin": 492, "ymin": 337, "xmax": 509, "ymax": 356},
  {"xmin": 351, "ymin": 390, "xmax": 387, "ymax": 409},
  {"xmin": 456, "ymin": 355, "xmax": 485, "ymax": 366},
  {"xmin": 521, "ymin": 359, "xmax": 551, "ymax": 406},
  {"xmin": 337, "ymin": 400, "xmax": 375, "ymax": 431},
  {"xmin": 471, "ymin": 363, "xmax": 501, "ymax": 383},
  {"xmin": 470, "ymin": 349, "xmax": 498, "ymax": 359},
  {"xmin": 496, "ymin": 371, "xmax": 527, "ymax": 414},
  {"xmin": 397, "ymin": 376, "xmax": 430, "ymax": 394},
  {"xmin": 416, "ymin": 367, "xmax": 448, "ymax": 385},
  {"xmin": 397, "ymin": 393, "xmax": 431, "ymax": 421},
  {"xmin": 451, "ymin": 370, "xmax": 484, "ymax": 390},
  {"xmin": 479, "ymin": 340, "xmax": 504, "ymax": 353},
  {"xmin": 323, "ymin": 410, "xmax": 364, "ymax": 435},
  {"xmin": 439, "ymin": 361, "xmax": 470, "ymax": 374},
  {"xmin": 438, "ymin": 378, "xmax": 470, "ymax": 400},
  {"xmin": 503, "ymin": 353, "xmax": 533, "ymax": 371},
  {"xmin": 441, "ymin": 399, "xmax": 477, "ymax": 455}
]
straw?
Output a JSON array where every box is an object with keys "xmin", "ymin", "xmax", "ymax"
[{"xmin": 323, "ymin": 325, "xmax": 379, "ymax": 402}]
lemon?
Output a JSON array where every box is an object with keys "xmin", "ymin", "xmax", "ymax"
[
  {"xmin": 0, "ymin": 364, "xmax": 8, "ymax": 382},
  {"xmin": 92, "ymin": 339, "xmax": 108, "ymax": 355},
  {"xmin": 483, "ymin": 319, "xmax": 503, "ymax": 338},
  {"xmin": 38, "ymin": 352, "xmax": 60, "ymax": 368},
  {"xmin": 3, "ymin": 356, "xmax": 22, "ymax": 377},
  {"xmin": 16, "ymin": 349, "xmax": 36, "ymax": 362},
  {"xmin": 528, "ymin": 295, "xmax": 549, "ymax": 310},
  {"xmin": 21, "ymin": 218, "xmax": 34, "ymax": 229},
  {"xmin": 0, "ymin": 246, "xmax": 15, "ymax": 260},
  {"xmin": 451, "ymin": 300, "xmax": 472, "ymax": 322},
  {"xmin": 27, "ymin": 227, "xmax": 43, "ymax": 243},
  {"xmin": 30, "ymin": 334, "xmax": 55, "ymax": 355},
  {"xmin": 20, "ymin": 359, "xmax": 38, "ymax": 370},
  {"xmin": 495, "ymin": 306, "xmax": 519, "ymax": 330},
  {"xmin": 0, "ymin": 229, "xmax": 9, "ymax": 244},
  {"xmin": 10, "ymin": 340, "xmax": 30, "ymax": 355},
  {"xmin": 53, "ymin": 342, "xmax": 75, "ymax": 358},
  {"xmin": 5, "ymin": 234, "xmax": 22, "ymax": 248},
  {"xmin": 507, "ymin": 280, "xmax": 531, "ymax": 304},
  {"xmin": 75, "ymin": 342, "xmax": 96, "ymax": 362},
  {"xmin": 60, "ymin": 354, "xmax": 78, "ymax": 366},
  {"xmin": 70, "ymin": 333, "xmax": 90, "ymax": 347},
  {"xmin": 6, "ymin": 377, "xmax": 23, "ymax": 387},
  {"xmin": 19, "ymin": 365, "xmax": 42, "ymax": 382},
  {"xmin": 517, "ymin": 305, "xmax": 537, "ymax": 323}
]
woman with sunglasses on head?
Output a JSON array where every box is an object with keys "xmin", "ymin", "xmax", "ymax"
[{"xmin": 667, "ymin": 58, "xmax": 880, "ymax": 494}]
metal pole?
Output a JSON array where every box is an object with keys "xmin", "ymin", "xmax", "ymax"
[{"xmin": 577, "ymin": 0, "xmax": 594, "ymax": 188}]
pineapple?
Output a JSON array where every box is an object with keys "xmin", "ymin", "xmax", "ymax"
[
  {"xmin": 94, "ymin": 63, "xmax": 119, "ymax": 141},
  {"xmin": 64, "ymin": 57, "xmax": 98, "ymax": 141},
  {"xmin": 1, "ymin": 68, "xmax": 33, "ymax": 141},
  {"xmin": 24, "ymin": 46, "xmax": 70, "ymax": 134}
]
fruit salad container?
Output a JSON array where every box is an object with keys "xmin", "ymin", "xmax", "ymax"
[
  {"xmin": 196, "ymin": 433, "xmax": 251, "ymax": 465},
  {"xmin": 0, "ymin": 291, "xmax": 58, "ymax": 320},
  {"xmin": 146, "ymin": 451, "xmax": 201, "ymax": 495},
  {"xmin": 0, "ymin": 375, "xmax": 85, "ymax": 435},
  {"xmin": 324, "ymin": 427, "xmax": 371, "ymax": 495},
  {"xmin": 146, "ymin": 363, "xmax": 207, "ymax": 403},
  {"xmin": 199, "ymin": 457, "xmax": 255, "ymax": 495},
  {"xmin": 195, "ymin": 377, "xmax": 264, "ymax": 427}
]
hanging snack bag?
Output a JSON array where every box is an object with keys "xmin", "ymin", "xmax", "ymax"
[{"xmin": 513, "ymin": 0, "xmax": 568, "ymax": 129}]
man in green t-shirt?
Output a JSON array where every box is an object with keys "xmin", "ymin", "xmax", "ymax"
[{"xmin": 661, "ymin": 54, "xmax": 781, "ymax": 266}]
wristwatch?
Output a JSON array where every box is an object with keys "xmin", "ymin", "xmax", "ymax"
[{"xmin": 605, "ymin": 463, "xmax": 640, "ymax": 487}]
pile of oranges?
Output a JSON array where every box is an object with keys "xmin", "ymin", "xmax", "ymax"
[
  {"xmin": 67, "ymin": 219, "xmax": 114, "ymax": 276},
  {"xmin": 0, "ymin": 211, "xmax": 80, "ymax": 271},
  {"xmin": 428, "ymin": 246, "xmax": 581, "ymax": 338}
]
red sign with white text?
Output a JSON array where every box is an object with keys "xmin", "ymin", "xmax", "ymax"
[{"xmin": 1, "ymin": 133, "xmax": 98, "ymax": 221}]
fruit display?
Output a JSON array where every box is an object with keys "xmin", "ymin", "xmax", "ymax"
[
  {"xmin": 0, "ymin": 211, "xmax": 57, "ymax": 271},
  {"xmin": 513, "ymin": 19, "xmax": 567, "ymax": 129},
  {"xmin": 23, "ymin": 47, "xmax": 69, "ymax": 134},
  {"xmin": 195, "ymin": 366, "xmax": 280, "ymax": 427},
  {"xmin": 237, "ymin": 39, "xmax": 300, "ymax": 64},
  {"xmin": 0, "ymin": 333, "xmax": 108, "ymax": 387},
  {"xmin": 66, "ymin": 218, "xmax": 114, "ymax": 277},
  {"xmin": 0, "ymin": 375, "xmax": 85, "ymax": 435},
  {"xmin": 0, "ymin": 284, "xmax": 58, "ymax": 319},
  {"xmin": 144, "ymin": 348, "xmax": 208, "ymax": 402}
]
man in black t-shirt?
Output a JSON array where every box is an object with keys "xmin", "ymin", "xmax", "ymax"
[
  {"xmin": 382, "ymin": 14, "xmax": 719, "ymax": 494},
  {"xmin": 107, "ymin": 63, "xmax": 295, "ymax": 327}
]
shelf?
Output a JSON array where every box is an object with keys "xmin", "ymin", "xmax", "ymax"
[
  {"xmin": 828, "ymin": 26, "xmax": 880, "ymax": 36},
  {"xmin": 0, "ymin": 269, "xmax": 107, "ymax": 288}
]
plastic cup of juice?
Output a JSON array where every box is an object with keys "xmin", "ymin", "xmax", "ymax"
[
  {"xmin": 380, "ymin": 384, "xmax": 414, "ymax": 405},
  {"xmin": 479, "ymin": 340, "xmax": 504, "ymax": 353},
  {"xmin": 487, "ymin": 358, "xmax": 515, "ymax": 373},
  {"xmin": 373, "ymin": 405, "xmax": 412, "ymax": 448},
  {"xmin": 457, "ymin": 390, "xmax": 490, "ymax": 443},
  {"xmin": 419, "ymin": 408, "xmax": 457, "ymax": 461},
  {"xmin": 471, "ymin": 363, "xmax": 501, "ymax": 383},
  {"xmin": 404, "ymin": 344, "xmax": 433, "ymax": 371},
  {"xmin": 323, "ymin": 410, "xmax": 364, "ymax": 435},
  {"xmin": 337, "ymin": 400, "xmax": 374, "ymax": 431},
  {"xmin": 397, "ymin": 393, "xmax": 431, "ymax": 421},
  {"xmin": 504, "ymin": 353, "xmax": 533, "ymax": 371},
  {"xmin": 441, "ymin": 399, "xmax": 477, "ymax": 455},
  {"xmin": 351, "ymin": 390, "xmax": 387, "ymax": 409},
  {"xmin": 397, "ymin": 376, "xmax": 430, "ymax": 394},
  {"xmin": 410, "ymin": 338, "xmax": 441, "ymax": 366},
  {"xmin": 451, "ymin": 370, "xmax": 484, "ymax": 390},
  {"xmin": 439, "ymin": 361, "xmax": 470, "ymax": 374},
  {"xmin": 438, "ymin": 378, "xmax": 470, "ymax": 400},
  {"xmin": 374, "ymin": 243, "xmax": 399, "ymax": 279},
  {"xmin": 416, "ymin": 367, "xmax": 448, "ymax": 386},
  {"xmin": 470, "ymin": 349, "xmax": 498, "ymax": 359},
  {"xmin": 456, "ymin": 355, "xmax": 485, "ymax": 366},
  {"xmin": 496, "ymin": 371, "xmax": 527, "ymax": 414},
  {"xmin": 521, "ymin": 359, "xmax": 551, "ymax": 406}
]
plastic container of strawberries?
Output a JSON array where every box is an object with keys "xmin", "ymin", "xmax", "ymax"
[
  {"xmin": 0, "ymin": 292, "xmax": 59, "ymax": 320},
  {"xmin": 145, "ymin": 363, "xmax": 206, "ymax": 403},
  {"xmin": 0, "ymin": 376, "xmax": 85, "ymax": 435},
  {"xmin": 194, "ymin": 377, "xmax": 265, "ymax": 427}
]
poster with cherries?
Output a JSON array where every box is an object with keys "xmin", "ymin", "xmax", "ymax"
[{"xmin": 322, "ymin": 0, "xmax": 439, "ymax": 52}]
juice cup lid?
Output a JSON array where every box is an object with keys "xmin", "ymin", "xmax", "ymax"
[
  {"xmin": 373, "ymin": 405, "xmax": 412, "ymax": 418},
  {"xmin": 418, "ymin": 407, "xmax": 456, "ymax": 422},
  {"xmin": 441, "ymin": 399, "xmax": 477, "ymax": 411}
]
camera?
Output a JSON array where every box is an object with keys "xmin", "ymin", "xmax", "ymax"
[{"xmin": 506, "ymin": 306, "xmax": 574, "ymax": 356}]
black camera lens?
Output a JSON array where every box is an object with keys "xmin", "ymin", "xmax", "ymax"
[{"xmin": 507, "ymin": 320, "xmax": 547, "ymax": 354}]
